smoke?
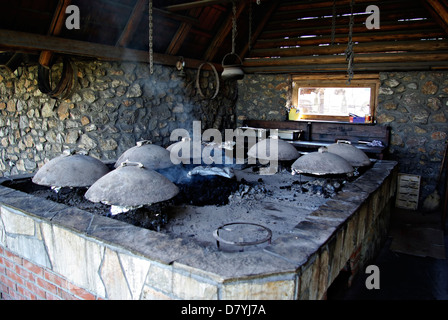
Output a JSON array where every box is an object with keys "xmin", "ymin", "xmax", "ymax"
[{"xmin": 164, "ymin": 121, "xmax": 281, "ymax": 178}]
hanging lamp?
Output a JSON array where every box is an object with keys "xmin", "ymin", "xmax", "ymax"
[{"xmin": 221, "ymin": 0, "xmax": 244, "ymax": 81}]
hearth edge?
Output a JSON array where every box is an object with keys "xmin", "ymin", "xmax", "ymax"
[{"xmin": 0, "ymin": 160, "xmax": 397, "ymax": 300}]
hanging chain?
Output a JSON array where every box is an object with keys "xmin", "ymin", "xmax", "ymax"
[
  {"xmin": 248, "ymin": 0, "xmax": 252, "ymax": 51},
  {"xmin": 344, "ymin": 0, "xmax": 355, "ymax": 84},
  {"xmin": 331, "ymin": 0, "xmax": 336, "ymax": 45},
  {"xmin": 231, "ymin": 0, "xmax": 237, "ymax": 54},
  {"xmin": 148, "ymin": 0, "xmax": 154, "ymax": 74},
  {"xmin": 249, "ymin": 0, "xmax": 261, "ymax": 51}
]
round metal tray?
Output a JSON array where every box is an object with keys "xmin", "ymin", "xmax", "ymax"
[{"xmin": 212, "ymin": 222, "xmax": 272, "ymax": 249}]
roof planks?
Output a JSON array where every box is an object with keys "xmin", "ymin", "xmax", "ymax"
[{"xmin": 0, "ymin": 0, "xmax": 448, "ymax": 73}]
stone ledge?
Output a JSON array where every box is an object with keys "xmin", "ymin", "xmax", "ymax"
[
  {"xmin": 0, "ymin": 160, "xmax": 398, "ymax": 299},
  {"xmin": 173, "ymin": 247, "xmax": 298, "ymax": 282},
  {"xmin": 263, "ymin": 233, "xmax": 322, "ymax": 266}
]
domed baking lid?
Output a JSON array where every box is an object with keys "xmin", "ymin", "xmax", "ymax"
[
  {"xmin": 167, "ymin": 138, "xmax": 226, "ymax": 164},
  {"xmin": 85, "ymin": 163, "xmax": 179, "ymax": 207},
  {"xmin": 166, "ymin": 138, "xmax": 204, "ymax": 163},
  {"xmin": 327, "ymin": 142, "xmax": 371, "ymax": 167},
  {"xmin": 115, "ymin": 141, "xmax": 174, "ymax": 170},
  {"xmin": 32, "ymin": 154, "xmax": 110, "ymax": 188},
  {"xmin": 247, "ymin": 138, "xmax": 300, "ymax": 161},
  {"xmin": 291, "ymin": 148, "xmax": 354, "ymax": 175}
]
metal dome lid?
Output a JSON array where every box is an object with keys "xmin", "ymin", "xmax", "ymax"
[
  {"xmin": 115, "ymin": 140, "xmax": 175, "ymax": 170},
  {"xmin": 326, "ymin": 142, "xmax": 371, "ymax": 167},
  {"xmin": 166, "ymin": 137, "xmax": 227, "ymax": 164},
  {"xmin": 291, "ymin": 147, "xmax": 354, "ymax": 176},
  {"xmin": 247, "ymin": 137, "xmax": 300, "ymax": 161},
  {"xmin": 32, "ymin": 153, "xmax": 110, "ymax": 188},
  {"xmin": 85, "ymin": 161, "xmax": 179, "ymax": 207},
  {"xmin": 166, "ymin": 137, "xmax": 203, "ymax": 163}
]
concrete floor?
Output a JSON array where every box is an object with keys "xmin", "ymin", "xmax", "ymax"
[{"xmin": 335, "ymin": 208, "xmax": 448, "ymax": 300}]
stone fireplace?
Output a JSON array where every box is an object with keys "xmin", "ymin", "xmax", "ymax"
[
  {"xmin": 0, "ymin": 58, "xmax": 399, "ymax": 300},
  {"xmin": 0, "ymin": 159, "xmax": 397, "ymax": 300}
]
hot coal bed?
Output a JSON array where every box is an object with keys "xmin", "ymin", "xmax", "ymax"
[
  {"xmin": 2, "ymin": 161, "xmax": 351, "ymax": 251},
  {"xmin": 0, "ymin": 157, "xmax": 398, "ymax": 300}
]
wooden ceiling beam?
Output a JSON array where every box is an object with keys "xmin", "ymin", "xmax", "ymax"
[
  {"xmin": 165, "ymin": 8, "xmax": 201, "ymax": 55},
  {"xmin": 112, "ymin": 0, "xmax": 202, "ymax": 52},
  {"xmin": 239, "ymin": 1, "xmax": 279, "ymax": 59},
  {"xmin": 249, "ymin": 40, "xmax": 448, "ymax": 58},
  {"xmin": 243, "ymin": 51, "xmax": 448, "ymax": 68},
  {"xmin": 203, "ymin": 1, "xmax": 247, "ymax": 62},
  {"xmin": 0, "ymin": 29, "xmax": 222, "ymax": 71},
  {"xmin": 165, "ymin": 22, "xmax": 193, "ymax": 55},
  {"xmin": 254, "ymin": 29, "xmax": 446, "ymax": 49},
  {"xmin": 39, "ymin": 0, "xmax": 71, "ymax": 67},
  {"xmin": 422, "ymin": 0, "xmax": 448, "ymax": 35},
  {"xmin": 243, "ymin": 61, "xmax": 448, "ymax": 74},
  {"xmin": 153, "ymin": 8, "xmax": 200, "ymax": 25},
  {"xmin": 165, "ymin": 0, "xmax": 234, "ymax": 12},
  {"xmin": 274, "ymin": 0, "xmax": 384, "ymax": 12},
  {"xmin": 116, "ymin": 0, "xmax": 146, "ymax": 47},
  {"xmin": 261, "ymin": 21, "xmax": 437, "ymax": 40}
]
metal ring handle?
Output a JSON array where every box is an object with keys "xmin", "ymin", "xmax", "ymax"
[
  {"xmin": 213, "ymin": 222, "xmax": 272, "ymax": 248},
  {"xmin": 136, "ymin": 140, "xmax": 152, "ymax": 147},
  {"xmin": 120, "ymin": 161, "xmax": 144, "ymax": 168},
  {"xmin": 221, "ymin": 52, "xmax": 243, "ymax": 67}
]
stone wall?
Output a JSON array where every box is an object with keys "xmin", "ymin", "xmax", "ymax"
[
  {"xmin": 235, "ymin": 74, "xmax": 291, "ymax": 126},
  {"xmin": 0, "ymin": 59, "xmax": 237, "ymax": 177},
  {"xmin": 376, "ymin": 72, "xmax": 448, "ymax": 206},
  {"xmin": 237, "ymin": 71, "xmax": 448, "ymax": 208}
]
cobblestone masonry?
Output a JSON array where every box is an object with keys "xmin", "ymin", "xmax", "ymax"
[
  {"xmin": 0, "ymin": 59, "xmax": 237, "ymax": 177},
  {"xmin": 235, "ymin": 74, "xmax": 291, "ymax": 126},
  {"xmin": 376, "ymin": 72, "xmax": 448, "ymax": 206},
  {"xmin": 237, "ymin": 72, "xmax": 448, "ymax": 208},
  {"xmin": 0, "ymin": 160, "xmax": 397, "ymax": 300}
]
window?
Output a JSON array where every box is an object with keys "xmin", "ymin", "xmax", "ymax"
[{"xmin": 291, "ymin": 75, "xmax": 379, "ymax": 123}]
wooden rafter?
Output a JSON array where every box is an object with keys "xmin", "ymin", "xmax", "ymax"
[
  {"xmin": 39, "ymin": 0, "xmax": 71, "ymax": 67},
  {"xmin": 203, "ymin": 1, "xmax": 247, "ymax": 62},
  {"xmin": 253, "ymin": 29, "xmax": 446, "ymax": 49},
  {"xmin": 249, "ymin": 40, "xmax": 448, "ymax": 58},
  {"xmin": 117, "ymin": 1, "xmax": 201, "ymax": 55},
  {"xmin": 2, "ymin": 0, "xmax": 448, "ymax": 73},
  {"xmin": 244, "ymin": 51, "xmax": 448, "ymax": 68},
  {"xmin": 116, "ymin": 0, "xmax": 146, "ymax": 47},
  {"xmin": 165, "ymin": 0, "xmax": 234, "ymax": 12},
  {"xmin": 165, "ymin": 8, "xmax": 201, "ymax": 55},
  {"xmin": 239, "ymin": 1, "xmax": 279, "ymax": 59},
  {"xmin": 422, "ymin": 0, "xmax": 448, "ymax": 35},
  {"xmin": 154, "ymin": 7, "xmax": 200, "ymax": 25},
  {"xmin": 0, "ymin": 29, "xmax": 222, "ymax": 71}
]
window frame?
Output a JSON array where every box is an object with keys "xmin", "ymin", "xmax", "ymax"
[{"xmin": 291, "ymin": 74, "xmax": 380, "ymax": 123}]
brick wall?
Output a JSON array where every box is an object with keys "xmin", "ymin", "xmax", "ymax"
[{"xmin": 0, "ymin": 246, "xmax": 101, "ymax": 300}]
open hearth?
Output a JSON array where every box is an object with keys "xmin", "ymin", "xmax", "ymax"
[
  {"xmin": 0, "ymin": 159, "xmax": 397, "ymax": 299},
  {"xmin": 2, "ymin": 162, "xmax": 356, "ymax": 251}
]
